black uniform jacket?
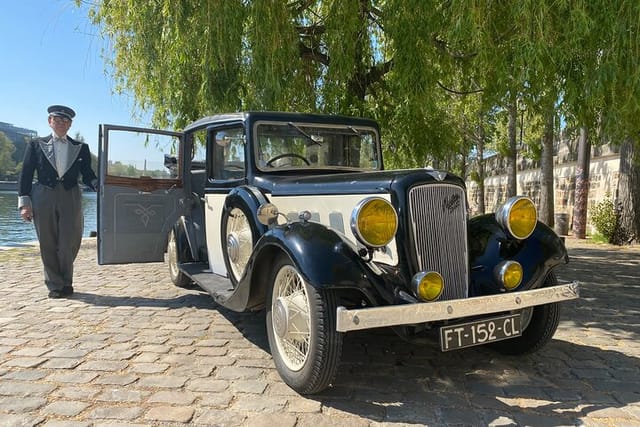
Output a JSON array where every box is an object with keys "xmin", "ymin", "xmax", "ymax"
[{"xmin": 19, "ymin": 135, "xmax": 98, "ymax": 200}]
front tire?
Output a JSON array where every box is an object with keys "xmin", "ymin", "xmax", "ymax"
[
  {"xmin": 167, "ymin": 229, "xmax": 192, "ymax": 288},
  {"xmin": 265, "ymin": 254, "xmax": 343, "ymax": 394},
  {"xmin": 490, "ymin": 272, "xmax": 561, "ymax": 355}
]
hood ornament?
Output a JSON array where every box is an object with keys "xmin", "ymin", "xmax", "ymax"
[{"xmin": 424, "ymin": 168, "xmax": 447, "ymax": 181}]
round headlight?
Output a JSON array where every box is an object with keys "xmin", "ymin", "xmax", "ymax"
[
  {"xmin": 350, "ymin": 197, "xmax": 398, "ymax": 247},
  {"xmin": 496, "ymin": 196, "xmax": 537, "ymax": 240},
  {"xmin": 495, "ymin": 260, "xmax": 523, "ymax": 290},
  {"xmin": 412, "ymin": 271, "xmax": 444, "ymax": 301}
]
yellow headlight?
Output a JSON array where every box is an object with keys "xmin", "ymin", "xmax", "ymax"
[
  {"xmin": 351, "ymin": 197, "xmax": 398, "ymax": 247},
  {"xmin": 495, "ymin": 260, "xmax": 523, "ymax": 290},
  {"xmin": 412, "ymin": 271, "xmax": 444, "ymax": 301},
  {"xmin": 496, "ymin": 196, "xmax": 537, "ymax": 240}
]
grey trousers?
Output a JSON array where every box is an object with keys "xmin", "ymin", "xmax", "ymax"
[{"xmin": 31, "ymin": 183, "xmax": 84, "ymax": 291}]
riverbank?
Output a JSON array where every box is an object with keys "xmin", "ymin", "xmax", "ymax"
[{"xmin": 0, "ymin": 190, "xmax": 97, "ymax": 247}]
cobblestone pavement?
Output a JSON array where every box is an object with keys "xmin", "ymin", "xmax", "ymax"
[{"xmin": 0, "ymin": 238, "xmax": 638, "ymax": 427}]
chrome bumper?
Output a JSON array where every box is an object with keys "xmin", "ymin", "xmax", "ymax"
[{"xmin": 335, "ymin": 281, "xmax": 580, "ymax": 332}]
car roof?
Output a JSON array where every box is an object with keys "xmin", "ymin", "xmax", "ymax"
[{"xmin": 183, "ymin": 111, "xmax": 379, "ymax": 133}]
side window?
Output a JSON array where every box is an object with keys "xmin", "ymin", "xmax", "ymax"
[
  {"xmin": 105, "ymin": 130, "xmax": 180, "ymax": 180},
  {"xmin": 190, "ymin": 129, "xmax": 207, "ymax": 170},
  {"xmin": 209, "ymin": 127, "xmax": 245, "ymax": 181}
]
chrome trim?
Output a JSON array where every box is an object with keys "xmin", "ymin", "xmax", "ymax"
[
  {"xmin": 408, "ymin": 184, "xmax": 468, "ymax": 300},
  {"xmin": 336, "ymin": 282, "xmax": 579, "ymax": 332},
  {"xmin": 495, "ymin": 196, "xmax": 537, "ymax": 240},
  {"xmin": 411, "ymin": 271, "xmax": 444, "ymax": 301},
  {"xmin": 494, "ymin": 260, "xmax": 523, "ymax": 290},
  {"xmin": 350, "ymin": 197, "xmax": 398, "ymax": 248}
]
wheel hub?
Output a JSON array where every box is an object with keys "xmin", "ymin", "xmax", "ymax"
[
  {"xmin": 273, "ymin": 297, "xmax": 290, "ymax": 338},
  {"xmin": 227, "ymin": 234, "xmax": 239, "ymax": 262}
]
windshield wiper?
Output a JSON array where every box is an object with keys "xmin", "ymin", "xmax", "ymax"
[
  {"xmin": 288, "ymin": 122, "xmax": 323, "ymax": 146},
  {"xmin": 347, "ymin": 126, "xmax": 362, "ymax": 136}
]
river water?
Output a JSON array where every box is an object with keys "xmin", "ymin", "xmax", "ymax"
[{"xmin": 0, "ymin": 190, "xmax": 97, "ymax": 247}]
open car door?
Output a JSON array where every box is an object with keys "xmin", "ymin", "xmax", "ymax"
[{"xmin": 98, "ymin": 124, "xmax": 184, "ymax": 264}]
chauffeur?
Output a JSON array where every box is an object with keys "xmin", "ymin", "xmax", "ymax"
[{"xmin": 18, "ymin": 105, "xmax": 98, "ymax": 298}]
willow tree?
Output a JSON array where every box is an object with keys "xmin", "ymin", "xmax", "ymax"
[
  {"xmin": 82, "ymin": 0, "xmax": 640, "ymax": 241},
  {"xmin": 421, "ymin": 1, "xmax": 640, "ymax": 239},
  {"xmin": 79, "ymin": 0, "xmax": 469, "ymax": 168},
  {"xmin": 557, "ymin": 1, "xmax": 640, "ymax": 243}
]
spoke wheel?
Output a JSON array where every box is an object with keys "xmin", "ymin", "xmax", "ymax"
[
  {"xmin": 266, "ymin": 255, "xmax": 343, "ymax": 394},
  {"xmin": 223, "ymin": 206, "xmax": 255, "ymax": 287},
  {"xmin": 167, "ymin": 229, "xmax": 191, "ymax": 288}
]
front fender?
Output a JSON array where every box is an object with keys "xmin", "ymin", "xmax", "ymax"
[
  {"xmin": 222, "ymin": 186, "xmax": 269, "ymax": 236},
  {"xmin": 240, "ymin": 221, "xmax": 392, "ymax": 310},
  {"xmin": 468, "ymin": 214, "xmax": 568, "ymax": 297}
]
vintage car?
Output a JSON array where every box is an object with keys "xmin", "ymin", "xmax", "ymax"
[{"xmin": 97, "ymin": 111, "xmax": 579, "ymax": 394}]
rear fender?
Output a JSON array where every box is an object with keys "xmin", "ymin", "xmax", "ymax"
[
  {"xmin": 239, "ymin": 221, "xmax": 391, "ymax": 310},
  {"xmin": 468, "ymin": 214, "xmax": 568, "ymax": 296},
  {"xmin": 171, "ymin": 217, "xmax": 195, "ymax": 263}
]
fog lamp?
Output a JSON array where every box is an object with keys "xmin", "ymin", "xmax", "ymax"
[
  {"xmin": 350, "ymin": 197, "xmax": 398, "ymax": 248},
  {"xmin": 495, "ymin": 260, "xmax": 523, "ymax": 290},
  {"xmin": 412, "ymin": 271, "xmax": 444, "ymax": 301},
  {"xmin": 496, "ymin": 196, "xmax": 537, "ymax": 240}
]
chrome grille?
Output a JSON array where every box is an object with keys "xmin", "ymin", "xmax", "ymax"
[{"xmin": 408, "ymin": 184, "xmax": 469, "ymax": 300}]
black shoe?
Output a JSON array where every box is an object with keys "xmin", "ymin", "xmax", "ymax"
[
  {"xmin": 48, "ymin": 290, "xmax": 64, "ymax": 299},
  {"xmin": 48, "ymin": 286, "xmax": 74, "ymax": 299}
]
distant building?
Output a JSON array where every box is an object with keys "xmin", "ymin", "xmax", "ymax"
[{"xmin": 0, "ymin": 122, "xmax": 38, "ymax": 145}]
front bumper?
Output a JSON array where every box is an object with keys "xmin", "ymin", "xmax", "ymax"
[{"xmin": 335, "ymin": 281, "xmax": 579, "ymax": 332}]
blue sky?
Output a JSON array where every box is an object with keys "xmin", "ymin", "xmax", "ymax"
[{"xmin": 0, "ymin": 1, "xmax": 151, "ymax": 154}]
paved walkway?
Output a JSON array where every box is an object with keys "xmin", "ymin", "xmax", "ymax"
[{"xmin": 0, "ymin": 238, "xmax": 638, "ymax": 426}]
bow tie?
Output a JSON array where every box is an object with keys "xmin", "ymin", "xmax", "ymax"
[{"xmin": 53, "ymin": 136, "xmax": 67, "ymax": 143}]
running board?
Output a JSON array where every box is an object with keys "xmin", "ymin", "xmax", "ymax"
[{"xmin": 179, "ymin": 262, "xmax": 241, "ymax": 309}]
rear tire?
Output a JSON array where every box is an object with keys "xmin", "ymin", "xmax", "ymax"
[
  {"xmin": 167, "ymin": 229, "xmax": 192, "ymax": 288},
  {"xmin": 490, "ymin": 272, "xmax": 561, "ymax": 355},
  {"xmin": 265, "ymin": 254, "xmax": 343, "ymax": 394}
]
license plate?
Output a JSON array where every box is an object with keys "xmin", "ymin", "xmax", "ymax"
[{"xmin": 439, "ymin": 314, "xmax": 521, "ymax": 351}]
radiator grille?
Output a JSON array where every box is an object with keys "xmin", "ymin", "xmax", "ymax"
[{"xmin": 408, "ymin": 184, "xmax": 469, "ymax": 300}]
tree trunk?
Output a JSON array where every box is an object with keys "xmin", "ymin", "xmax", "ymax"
[
  {"xmin": 572, "ymin": 127, "xmax": 590, "ymax": 239},
  {"xmin": 538, "ymin": 112, "xmax": 555, "ymax": 226},
  {"xmin": 476, "ymin": 123, "xmax": 486, "ymax": 215},
  {"xmin": 506, "ymin": 101, "xmax": 518, "ymax": 197},
  {"xmin": 612, "ymin": 139, "xmax": 640, "ymax": 244}
]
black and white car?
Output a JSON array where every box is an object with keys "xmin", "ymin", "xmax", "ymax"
[{"xmin": 97, "ymin": 111, "xmax": 579, "ymax": 394}]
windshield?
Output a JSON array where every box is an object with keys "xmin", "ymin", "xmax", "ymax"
[{"xmin": 255, "ymin": 121, "xmax": 381, "ymax": 172}]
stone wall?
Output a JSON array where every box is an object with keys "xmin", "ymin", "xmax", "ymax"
[{"xmin": 466, "ymin": 141, "xmax": 620, "ymax": 234}]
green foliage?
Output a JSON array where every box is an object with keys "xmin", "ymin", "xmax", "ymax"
[
  {"xmin": 0, "ymin": 131, "xmax": 17, "ymax": 180},
  {"xmin": 79, "ymin": 0, "xmax": 640, "ymax": 169},
  {"xmin": 589, "ymin": 195, "xmax": 618, "ymax": 242}
]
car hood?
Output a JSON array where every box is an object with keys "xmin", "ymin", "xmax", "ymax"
[{"xmin": 256, "ymin": 168, "xmax": 465, "ymax": 197}]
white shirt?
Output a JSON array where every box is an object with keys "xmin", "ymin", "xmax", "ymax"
[{"xmin": 53, "ymin": 134, "xmax": 69, "ymax": 177}]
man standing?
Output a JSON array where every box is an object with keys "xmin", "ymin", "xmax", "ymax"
[{"xmin": 18, "ymin": 105, "xmax": 98, "ymax": 298}]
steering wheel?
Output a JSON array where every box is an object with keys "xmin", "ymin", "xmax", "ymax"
[{"xmin": 265, "ymin": 153, "xmax": 311, "ymax": 167}]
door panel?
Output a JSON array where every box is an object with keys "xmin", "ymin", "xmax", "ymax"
[{"xmin": 98, "ymin": 124, "xmax": 184, "ymax": 264}]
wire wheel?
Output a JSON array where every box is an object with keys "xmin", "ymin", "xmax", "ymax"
[
  {"xmin": 167, "ymin": 229, "xmax": 191, "ymax": 288},
  {"xmin": 270, "ymin": 264, "xmax": 311, "ymax": 371},
  {"xmin": 225, "ymin": 207, "xmax": 254, "ymax": 285},
  {"xmin": 266, "ymin": 255, "xmax": 343, "ymax": 394}
]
